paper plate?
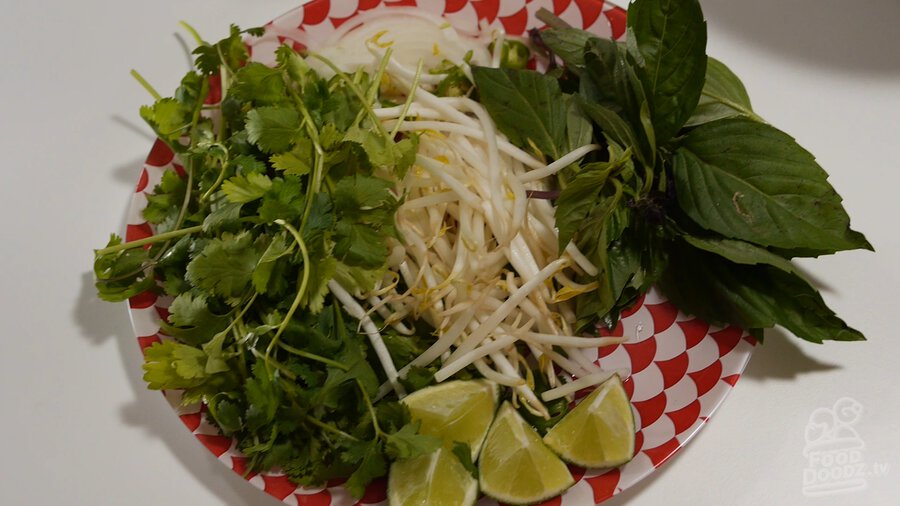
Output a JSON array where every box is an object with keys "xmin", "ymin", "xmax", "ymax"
[{"xmin": 124, "ymin": 1, "xmax": 755, "ymax": 504}]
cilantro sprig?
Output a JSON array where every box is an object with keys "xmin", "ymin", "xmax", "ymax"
[{"xmin": 94, "ymin": 25, "xmax": 432, "ymax": 496}]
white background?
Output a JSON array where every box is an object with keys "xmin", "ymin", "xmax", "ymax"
[{"xmin": 1, "ymin": 0, "xmax": 897, "ymax": 504}]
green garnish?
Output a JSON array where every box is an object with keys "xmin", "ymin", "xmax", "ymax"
[{"xmin": 94, "ymin": 24, "xmax": 435, "ymax": 498}]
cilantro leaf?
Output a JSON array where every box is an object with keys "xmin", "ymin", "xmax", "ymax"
[
  {"xmin": 270, "ymin": 139, "xmax": 314, "ymax": 176},
  {"xmin": 332, "ymin": 175, "xmax": 397, "ymax": 220},
  {"xmin": 201, "ymin": 333, "xmax": 231, "ymax": 374},
  {"xmin": 246, "ymin": 106, "xmax": 302, "ymax": 153},
  {"xmin": 142, "ymin": 339, "xmax": 235, "ymax": 392},
  {"xmin": 186, "ymin": 231, "xmax": 261, "ymax": 298},
  {"xmin": 342, "ymin": 440, "xmax": 387, "ymax": 499},
  {"xmin": 252, "ymin": 232, "xmax": 293, "ymax": 294},
  {"xmin": 343, "ymin": 127, "xmax": 418, "ymax": 177},
  {"xmin": 333, "ymin": 221, "xmax": 389, "ymax": 269},
  {"xmin": 93, "ymin": 235, "xmax": 158, "ymax": 302},
  {"xmin": 257, "ymin": 177, "xmax": 305, "ymax": 223},
  {"xmin": 161, "ymin": 291, "xmax": 230, "ymax": 345},
  {"xmin": 231, "ymin": 154, "xmax": 268, "ymax": 175},
  {"xmin": 139, "ymin": 98, "xmax": 192, "ymax": 148},
  {"xmin": 192, "ymin": 24, "xmax": 252, "ymax": 75},
  {"xmin": 202, "ymin": 200, "xmax": 243, "ymax": 232},
  {"xmin": 222, "ymin": 172, "xmax": 273, "ymax": 203},
  {"xmin": 302, "ymin": 256, "xmax": 337, "ymax": 313},
  {"xmin": 384, "ymin": 422, "xmax": 441, "ymax": 460},
  {"xmin": 244, "ymin": 361, "xmax": 280, "ymax": 431},
  {"xmin": 451, "ymin": 442, "xmax": 479, "ymax": 478},
  {"xmin": 230, "ymin": 62, "xmax": 288, "ymax": 105},
  {"xmin": 276, "ymin": 44, "xmax": 314, "ymax": 90}
]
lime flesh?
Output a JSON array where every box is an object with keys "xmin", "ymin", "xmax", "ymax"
[
  {"xmin": 478, "ymin": 402, "xmax": 575, "ymax": 504},
  {"xmin": 401, "ymin": 379, "xmax": 498, "ymax": 459},
  {"xmin": 542, "ymin": 374, "xmax": 635, "ymax": 468},
  {"xmin": 388, "ymin": 446, "xmax": 478, "ymax": 506}
]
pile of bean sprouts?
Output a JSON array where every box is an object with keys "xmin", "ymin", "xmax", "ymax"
[{"xmin": 317, "ymin": 10, "xmax": 626, "ymax": 418}]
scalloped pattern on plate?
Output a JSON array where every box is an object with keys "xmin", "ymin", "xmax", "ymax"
[{"xmin": 124, "ymin": 1, "xmax": 754, "ymax": 504}]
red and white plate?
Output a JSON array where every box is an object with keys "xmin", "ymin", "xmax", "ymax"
[{"xmin": 124, "ymin": 1, "xmax": 755, "ymax": 504}]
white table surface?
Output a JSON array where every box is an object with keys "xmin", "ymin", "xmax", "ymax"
[{"xmin": 1, "ymin": 0, "xmax": 897, "ymax": 504}]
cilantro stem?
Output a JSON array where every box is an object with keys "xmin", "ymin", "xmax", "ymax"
[
  {"xmin": 353, "ymin": 49, "xmax": 392, "ymax": 128},
  {"xmin": 217, "ymin": 66, "xmax": 230, "ymax": 142},
  {"xmin": 323, "ymin": 175, "xmax": 336, "ymax": 194},
  {"xmin": 146, "ymin": 153, "xmax": 196, "ymax": 263},
  {"xmin": 172, "ymin": 156, "xmax": 196, "ymax": 231},
  {"xmin": 151, "ymin": 76, "xmax": 210, "ymax": 260},
  {"xmin": 304, "ymin": 415, "xmax": 359, "ymax": 441},
  {"xmin": 130, "ymin": 70, "xmax": 162, "ymax": 101},
  {"xmin": 215, "ymin": 45, "xmax": 236, "ymax": 78},
  {"xmin": 178, "ymin": 20, "xmax": 205, "ymax": 46},
  {"xmin": 264, "ymin": 219, "xmax": 312, "ymax": 371},
  {"xmin": 250, "ymin": 348, "xmax": 297, "ymax": 381},
  {"xmin": 277, "ymin": 342, "xmax": 349, "ymax": 371},
  {"xmin": 367, "ymin": 52, "xmax": 391, "ymax": 105},
  {"xmin": 219, "ymin": 291, "xmax": 257, "ymax": 339},
  {"xmin": 232, "ymin": 326, "xmax": 248, "ymax": 379},
  {"xmin": 95, "ymin": 225, "xmax": 203, "ymax": 255},
  {"xmin": 356, "ymin": 378, "xmax": 385, "ymax": 439},
  {"xmin": 285, "ymin": 85, "xmax": 326, "ymax": 230},
  {"xmin": 199, "ymin": 145, "xmax": 231, "ymax": 202},
  {"xmin": 389, "ymin": 59, "xmax": 424, "ymax": 139}
]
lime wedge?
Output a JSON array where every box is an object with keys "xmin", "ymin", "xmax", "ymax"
[
  {"xmin": 542, "ymin": 374, "xmax": 635, "ymax": 468},
  {"xmin": 401, "ymin": 379, "xmax": 498, "ymax": 459},
  {"xmin": 388, "ymin": 446, "xmax": 478, "ymax": 506},
  {"xmin": 478, "ymin": 402, "xmax": 575, "ymax": 504}
]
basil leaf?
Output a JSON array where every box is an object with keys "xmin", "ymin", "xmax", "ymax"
[
  {"xmin": 591, "ymin": 209, "xmax": 668, "ymax": 330},
  {"xmin": 627, "ymin": 0, "xmax": 708, "ymax": 143},
  {"xmin": 471, "ymin": 66, "xmax": 566, "ymax": 159},
  {"xmin": 686, "ymin": 56, "xmax": 757, "ymax": 127},
  {"xmin": 555, "ymin": 162, "xmax": 615, "ymax": 251},
  {"xmin": 582, "ymin": 37, "xmax": 620, "ymax": 108},
  {"xmin": 541, "ymin": 27, "xmax": 593, "ymax": 70},
  {"xmin": 574, "ymin": 206, "xmax": 631, "ymax": 330},
  {"xmin": 681, "ymin": 234, "xmax": 799, "ymax": 275},
  {"xmin": 659, "ymin": 241, "xmax": 865, "ymax": 343},
  {"xmin": 582, "ymin": 43, "xmax": 656, "ymax": 164},
  {"xmin": 564, "ymin": 94, "xmax": 593, "ymax": 152},
  {"xmin": 673, "ymin": 118, "xmax": 872, "ymax": 252},
  {"xmin": 576, "ymin": 96, "xmax": 641, "ymax": 158}
]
